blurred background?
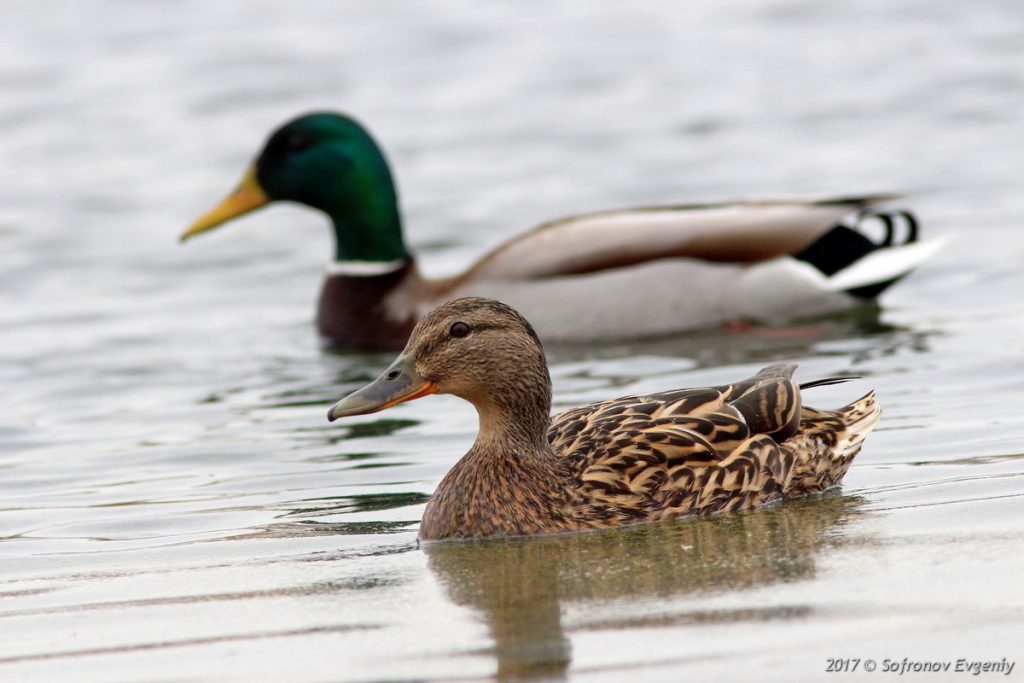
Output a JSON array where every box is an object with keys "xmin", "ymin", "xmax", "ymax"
[{"xmin": 1, "ymin": 1, "xmax": 1022, "ymax": 681}]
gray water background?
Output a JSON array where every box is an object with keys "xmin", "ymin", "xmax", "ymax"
[{"xmin": 1, "ymin": 1, "xmax": 1023, "ymax": 680}]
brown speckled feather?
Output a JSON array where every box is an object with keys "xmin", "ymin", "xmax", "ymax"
[{"xmin": 547, "ymin": 363, "xmax": 880, "ymax": 529}]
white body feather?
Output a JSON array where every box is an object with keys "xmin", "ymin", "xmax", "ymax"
[{"xmin": 444, "ymin": 258, "xmax": 845, "ymax": 340}]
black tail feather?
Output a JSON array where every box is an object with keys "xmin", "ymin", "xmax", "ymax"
[
  {"xmin": 898, "ymin": 210, "xmax": 919, "ymax": 243},
  {"xmin": 793, "ymin": 226, "xmax": 876, "ymax": 277},
  {"xmin": 799, "ymin": 376, "xmax": 861, "ymax": 390}
]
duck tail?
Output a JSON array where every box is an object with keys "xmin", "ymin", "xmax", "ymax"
[
  {"xmin": 783, "ymin": 390, "xmax": 881, "ymax": 495},
  {"xmin": 830, "ymin": 390, "xmax": 882, "ymax": 472},
  {"xmin": 794, "ymin": 210, "xmax": 944, "ymax": 299}
]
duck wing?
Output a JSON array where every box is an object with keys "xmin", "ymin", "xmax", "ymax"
[
  {"xmin": 548, "ymin": 364, "xmax": 879, "ymax": 526},
  {"xmin": 463, "ymin": 196, "xmax": 906, "ymax": 282}
]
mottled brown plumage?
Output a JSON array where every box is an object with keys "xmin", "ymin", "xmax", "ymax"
[{"xmin": 327, "ymin": 297, "xmax": 881, "ymax": 540}]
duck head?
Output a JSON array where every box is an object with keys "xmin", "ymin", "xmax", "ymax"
[
  {"xmin": 328, "ymin": 297, "xmax": 553, "ymax": 443},
  {"xmin": 182, "ymin": 112, "xmax": 409, "ymax": 263}
]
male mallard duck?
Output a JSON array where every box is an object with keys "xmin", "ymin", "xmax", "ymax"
[
  {"xmin": 180, "ymin": 111, "xmax": 937, "ymax": 350},
  {"xmin": 327, "ymin": 297, "xmax": 881, "ymax": 540},
  {"xmin": 182, "ymin": 112, "xmax": 940, "ymax": 350}
]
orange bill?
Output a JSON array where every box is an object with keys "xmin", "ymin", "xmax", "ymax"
[{"xmin": 328, "ymin": 355, "xmax": 437, "ymax": 421}]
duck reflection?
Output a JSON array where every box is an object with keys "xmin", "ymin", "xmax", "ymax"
[
  {"xmin": 425, "ymin": 494, "xmax": 866, "ymax": 680},
  {"xmin": 544, "ymin": 306, "xmax": 891, "ymax": 363}
]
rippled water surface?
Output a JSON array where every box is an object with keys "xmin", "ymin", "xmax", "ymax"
[{"xmin": 2, "ymin": 1, "xmax": 1023, "ymax": 680}]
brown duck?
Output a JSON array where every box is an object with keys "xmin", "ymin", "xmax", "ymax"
[{"xmin": 327, "ymin": 297, "xmax": 881, "ymax": 540}]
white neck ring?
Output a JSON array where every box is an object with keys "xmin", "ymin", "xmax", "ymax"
[{"xmin": 326, "ymin": 259, "xmax": 408, "ymax": 277}]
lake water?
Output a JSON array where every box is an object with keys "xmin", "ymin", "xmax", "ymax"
[{"xmin": 1, "ymin": 1, "xmax": 1023, "ymax": 680}]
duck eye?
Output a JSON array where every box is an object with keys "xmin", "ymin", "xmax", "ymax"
[
  {"xmin": 449, "ymin": 322, "xmax": 470, "ymax": 338},
  {"xmin": 287, "ymin": 134, "xmax": 311, "ymax": 152}
]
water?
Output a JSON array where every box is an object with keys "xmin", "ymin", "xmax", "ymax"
[{"xmin": 1, "ymin": 0, "xmax": 1023, "ymax": 680}]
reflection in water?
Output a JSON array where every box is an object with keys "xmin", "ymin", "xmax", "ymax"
[
  {"xmin": 339, "ymin": 418, "xmax": 420, "ymax": 440},
  {"xmin": 846, "ymin": 330, "xmax": 935, "ymax": 366},
  {"xmin": 545, "ymin": 305, "xmax": 898, "ymax": 367},
  {"xmin": 426, "ymin": 494, "xmax": 866, "ymax": 680},
  {"xmin": 225, "ymin": 519, "xmax": 418, "ymax": 539},
  {"xmin": 282, "ymin": 491, "xmax": 431, "ymax": 518},
  {"xmin": 289, "ymin": 417, "xmax": 421, "ymax": 448}
]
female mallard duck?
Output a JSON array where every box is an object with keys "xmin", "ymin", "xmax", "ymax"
[
  {"xmin": 182, "ymin": 112, "xmax": 940, "ymax": 350},
  {"xmin": 327, "ymin": 297, "xmax": 881, "ymax": 540}
]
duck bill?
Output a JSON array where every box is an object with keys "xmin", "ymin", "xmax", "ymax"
[
  {"xmin": 327, "ymin": 355, "xmax": 437, "ymax": 421},
  {"xmin": 180, "ymin": 166, "xmax": 270, "ymax": 242}
]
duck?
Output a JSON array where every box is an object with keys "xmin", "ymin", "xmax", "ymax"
[
  {"xmin": 181, "ymin": 111, "xmax": 941, "ymax": 350},
  {"xmin": 326, "ymin": 297, "xmax": 881, "ymax": 540}
]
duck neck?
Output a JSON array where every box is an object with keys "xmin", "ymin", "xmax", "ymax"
[
  {"xmin": 420, "ymin": 374, "xmax": 576, "ymax": 540},
  {"xmin": 472, "ymin": 383, "xmax": 554, "ymax": 456},
  {"xmin": 324, "ymin": 173, "xmax": 409, "ymax": 264}
]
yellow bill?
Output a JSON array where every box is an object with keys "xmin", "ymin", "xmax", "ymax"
[{"xmin": 180, "ymin": 166, "xmax": 269, "ymax": 242}]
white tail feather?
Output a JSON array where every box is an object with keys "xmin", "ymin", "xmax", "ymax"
[{"xmin": 827, "ymin": 238, "xmax": 947, "ymax": 293}]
